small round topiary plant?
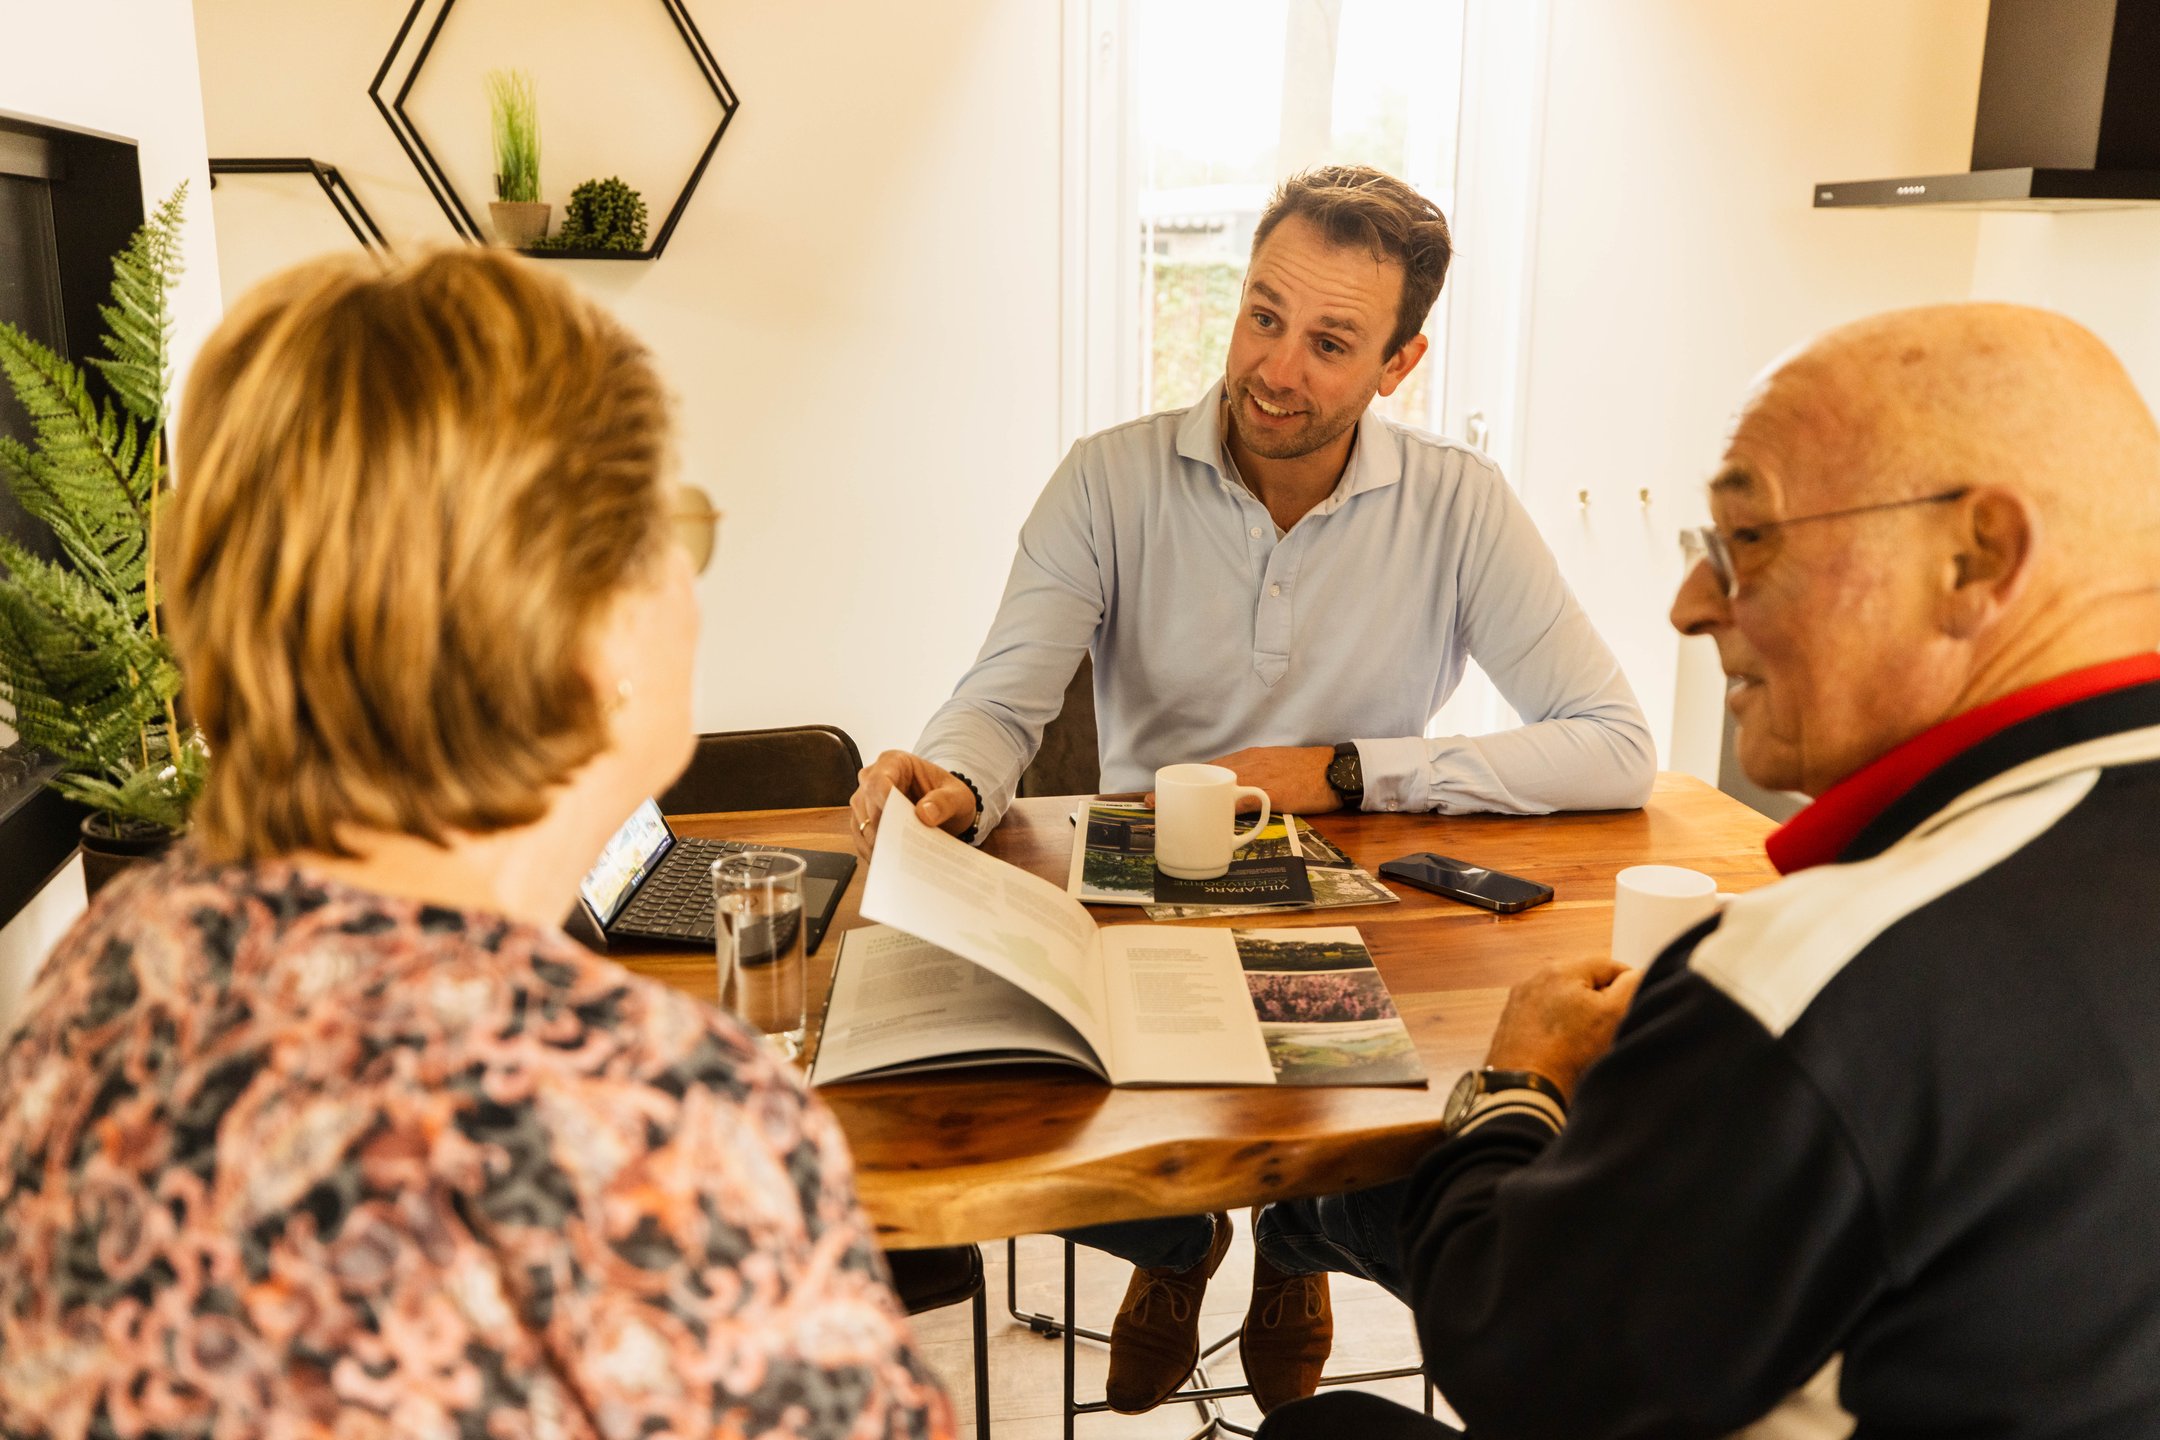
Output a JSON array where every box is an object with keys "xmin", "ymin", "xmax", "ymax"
[{"xmin": 535, "ymin": 176, "xmax": 649, "ymax": 253}]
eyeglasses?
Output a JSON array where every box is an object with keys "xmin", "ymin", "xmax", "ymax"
[
  {"xmin": 1678, "ymin": 487, "xmax": 1970, "ymax": 597},
  {"xmin": 671, "ymin": 484, "xmax": 723, "ymax": 575}
]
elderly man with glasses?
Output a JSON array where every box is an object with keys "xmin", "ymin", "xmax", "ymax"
[{"xmin": 1255, "ymin": 301, "xmax": 2160, "ymax": 1437}]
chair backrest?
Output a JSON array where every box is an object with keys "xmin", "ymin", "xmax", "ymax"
[
  {"xmin": 1017, "ymin": 655, "xmax": 1101, "ymax": 798},
  {"xmin": 658, "ymin": 725, "xmax": 865, "ymax": 814}
]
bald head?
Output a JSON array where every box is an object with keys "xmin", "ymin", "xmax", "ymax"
[
  {"xmin": 1675, "ymin": 303, "xmax": 2160, "ymax": 796},
  {"xmin": 1730, "ymin": 303, "xmax": 2160, "ymax": 584}
]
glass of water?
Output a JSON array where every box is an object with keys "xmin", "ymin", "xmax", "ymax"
[{"xmin": 712, "ymin": 851, "xmax": 809, "ymax": 1061}]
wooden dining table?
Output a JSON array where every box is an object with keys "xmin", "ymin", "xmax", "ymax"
[{"xmin": 614, "ymin": 773, "xmax": 1779, "ymax": 1250}]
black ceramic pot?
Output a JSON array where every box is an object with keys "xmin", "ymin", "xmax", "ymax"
[{"xmin": 79, "ymin": 815, "xmax": 178, "ymax": 898}]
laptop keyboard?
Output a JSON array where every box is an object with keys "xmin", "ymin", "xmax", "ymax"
[{"xmin": 616, "ymin": 838, "xmax": 783, "ymax": 943}]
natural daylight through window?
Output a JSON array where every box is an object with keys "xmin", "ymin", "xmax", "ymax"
[{"xmin": 1129, "ymin": 0, "xmax": 1467, "ymax": 423}]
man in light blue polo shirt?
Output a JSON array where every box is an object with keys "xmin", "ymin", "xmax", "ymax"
[{"xmin": 849, "ymin": 165, "xmax": 1653, "ymax": 1416}]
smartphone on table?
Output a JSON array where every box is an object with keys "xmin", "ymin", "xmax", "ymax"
[{"xmin": 1378, "ymin": 853, "xmax": 1554, "ymax": 914}]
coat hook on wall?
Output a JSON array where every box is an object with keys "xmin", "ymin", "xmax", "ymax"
[
  {"xmin": 1577, "ymin": 488, "xmax": 1591, "ymax": 510},
  {"xmin": 1639, "ymin": 487, "xmax": 1653, "ymax": 508},
  {"xmin": 1465, "ymin": 410, "xmax": 1491, "ymax": 453}
]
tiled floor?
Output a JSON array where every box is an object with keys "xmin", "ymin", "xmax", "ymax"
[{"xmin": 907, "ymin": 1225, "xmax": 1462, "ymax": 1438}]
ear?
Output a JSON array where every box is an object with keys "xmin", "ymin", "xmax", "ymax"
[
  {"xmin": 578, "ymin": 574, "xmax": 647, "ymax": 718},
  {"xmin": 1942, "ymin": 486, "xmax": 2037, "ymax": 640},
  {"xmin": 1376, "ymin": 332, "xmax": 1430, "ymax": 398}
]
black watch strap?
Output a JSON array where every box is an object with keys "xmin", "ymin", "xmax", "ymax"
[
  {"xmin": 1327, "ymin": 741, "xmax": 1364, "ymax": 804},
  {"xmin": 1478, "ymin": 1068, "xmax": 1567, "ymax": 1111}
]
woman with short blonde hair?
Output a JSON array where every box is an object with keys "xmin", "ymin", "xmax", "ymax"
[{"xmin": 0, "ymin": 249, "xmax": 953, "ymax": 1438}]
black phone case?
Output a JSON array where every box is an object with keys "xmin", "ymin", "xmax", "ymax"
[{"xmin": 1378, "ymin": 857, "xmax": 1553, "ymax": 913}]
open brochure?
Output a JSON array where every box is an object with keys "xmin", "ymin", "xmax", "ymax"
[
  {"xmin": 808, "ymin": 796, "xmax": 1426, "ymax": 1089},
  {"xmin": 1068, "ymin": 799, "xmax": 1400, "ymax": 919}
]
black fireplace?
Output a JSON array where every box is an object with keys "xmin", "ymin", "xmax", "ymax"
[{"xmin": 0, "ymin": 116, "xmax": 147, "ymax": 925}]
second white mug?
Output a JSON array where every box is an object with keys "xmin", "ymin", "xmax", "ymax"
[
  {"xmin": 1611, "ymin": 864, "xmax": 1725, "ymax": 969},
  {"xmin": 1154, "ymin": 763, "xmax": 1271, "ymax": 880}
]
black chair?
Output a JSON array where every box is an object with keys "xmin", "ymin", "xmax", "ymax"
[
  {"xmin": 657, "ymin": 725, "xmax": 991, "ymax": 1431},
  {"xmin": 1017, "ymin": 656, "xmax": 1101, "ymax": 798},
  {"xmin": 658, "ymin": 724, "xmax": 864, "ymax": 813},
  {"xmin": 1256, "ymin": 1391, "xmax": 1461, "ymax": 1439},
  {"xmin": 887, "ymin": 1245, "xmax": 992, "ymax": 1434}
]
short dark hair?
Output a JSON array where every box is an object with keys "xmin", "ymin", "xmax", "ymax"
[{"xmin": 1250, "ymin": 165, "xmax": 1453, "ymax": 358}]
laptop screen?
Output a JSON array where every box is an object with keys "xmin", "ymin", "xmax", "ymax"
[{"xmin": 580, "ymin": 798, "xmax": 673, "ymax": 926}]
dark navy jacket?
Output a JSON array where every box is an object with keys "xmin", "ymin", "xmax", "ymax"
[{"xmin": 1404, "ymin": 673, "xmax": 2160, "ymax": 1439}]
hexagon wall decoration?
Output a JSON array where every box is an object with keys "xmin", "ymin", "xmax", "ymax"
[{"xmin": 369, "ymin": 0, "xmax": 740, "ymax": 260}]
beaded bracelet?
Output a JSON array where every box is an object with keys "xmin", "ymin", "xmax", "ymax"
[{"xmin": 950, "ymin": 771, "xmax": 986, "ymax": 845}]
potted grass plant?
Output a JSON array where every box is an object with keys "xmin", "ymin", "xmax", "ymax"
[
  {"xmin": 487, "ymin": 68, "xmax": 548, "ymax": 247},
  {"xmin": 0, "ymin": 182, "xmax": 205, "ymax": 894}
]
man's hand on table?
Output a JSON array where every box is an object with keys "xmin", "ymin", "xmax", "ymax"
[
  {"xmin": 1483, "ymin": 958, "xmax": 1643, "ymax": 1103},
  {"xmin": 849, "ymin": 751, "xmax": 980, "ymax": 859},
  {"xmin": 1142, "ymin": 745, "xmax": 1341, "ymax": 814}
]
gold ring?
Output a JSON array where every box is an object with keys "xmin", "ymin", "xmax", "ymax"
[{"xmin": 856, "ymin": 819, "xmax": 869, "ymax": 835}]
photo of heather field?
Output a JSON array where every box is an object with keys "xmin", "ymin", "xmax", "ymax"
[
  {"xmin": 1263, "ymin": 1021, "xmax": 1427, "ymax": 1086},
  {"xmin": 1245, "ymin": 967, "xmax": 1399, "ymax": 1024}
]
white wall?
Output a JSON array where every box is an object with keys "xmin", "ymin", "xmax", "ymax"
[
  {"xmin": 193, "ymin": 0, "xmax": 1065, "ymax": 765},
  {"xmin": 1517, "ymin": 0, "xmax": 1990, "ymax": 780},
  {"xmin": 192, "ymin": 1, "xmax": 2160, "ymax": 804},
  {"xmin": 0, "ymin": 0, "xmax": 224, "ymax": 1020},
  {"xmin": 1968, "ymin": 210, "xmax": 2160, "ymax": 398}
]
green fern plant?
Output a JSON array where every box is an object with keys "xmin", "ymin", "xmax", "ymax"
[
  {"xmin": 486, "ymin": 69, "xmax": 541, "ymax": 204},
  {"xmin": 0, "ymin": 182, "xmax": 204, "ymax": 836},
  {"xmin": 533, "ymin": 176, "xmax": 648, "ymax": 252}
]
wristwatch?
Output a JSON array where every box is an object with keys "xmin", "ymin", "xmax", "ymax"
[
  {"xmin": 1442, "ymin": 1067, "xmax": 1568, "ymax": 1137},
  {"xmin": 1325, "ymin": 741, "xmax": 1364, "ymax": 805}
]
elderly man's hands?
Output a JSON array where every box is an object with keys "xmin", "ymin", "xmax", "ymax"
[
  {"xmin": 848, "ymin": 751, "xmax": 980, "ymax": 859},
  {"xmin": 1484, "ymin": 959, "xmax": 1644, "ymax": 1102}
]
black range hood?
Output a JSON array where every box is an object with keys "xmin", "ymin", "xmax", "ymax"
[{"xmin": 1816, "ymin": 0, "xmax": 2160, "ymax": 211}]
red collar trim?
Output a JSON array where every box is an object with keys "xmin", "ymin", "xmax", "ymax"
[{"xmin": 1765, "ymin": 653, "xmax": 2160, "ymax": 875}]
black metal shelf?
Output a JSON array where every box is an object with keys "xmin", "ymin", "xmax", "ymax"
[
  {"xmin": 516, "ymin": 247, "xmax": 651, "ymax": 261},
  {"xmin": 207, "ymin": 157, "xmax": 391, "ymax": 254},
  {"xmin": 369, "ymin": 0, "xmax": 739, "ymax": 261}
]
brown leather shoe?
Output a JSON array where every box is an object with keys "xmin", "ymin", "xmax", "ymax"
[
  {"xmin": 1103, "ymin": 1213, "xmax": 1234, "ymax": 1413},
  {"xmin": 1240, "ymin": 1250, "xmax": 1333, "ymax": 1414}
]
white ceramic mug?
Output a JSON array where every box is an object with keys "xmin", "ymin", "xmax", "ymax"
[
  {"xmin": 1611, "ymin": 865, "xmax": 1726, "ymax": 969},
  {"xmin": 1153, "ymin": 763, "xmax": 1271, "ymax": 880}
]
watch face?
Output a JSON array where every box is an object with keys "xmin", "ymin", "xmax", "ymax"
[
  {"xmin": 1329, "ymin": 755, "xmax": 1360, "ymax": 792},
  {"xmin": 1443, "ymin": 1069, "xmax": 1482, "ymax": 1132}
]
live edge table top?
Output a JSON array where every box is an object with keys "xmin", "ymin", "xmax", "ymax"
[{"xmin": 612, "ymin": 774, "xmax": 1779, "ymax": 1250}]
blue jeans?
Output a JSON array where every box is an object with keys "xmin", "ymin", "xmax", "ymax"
[
  {"xmin": 1252, "ymin": 1179, "xmax": 1413, "ymax": 1300},
  {"xmin": 1058, "ymin": 1180, "xmax": 1410, "ymax": 1296},
  {"xmin": 1057, "ymin": 1214, "xmax": 1217, "ymax": 1271}
]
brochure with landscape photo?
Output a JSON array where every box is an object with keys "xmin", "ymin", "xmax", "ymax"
[
  {"xmin": 1066, "ymin": 799, "xmax": 1400, "ymax": 920},
  {"xmin": 809, "ymin": 797, "xmax": 1426, "ymax": 1089}
]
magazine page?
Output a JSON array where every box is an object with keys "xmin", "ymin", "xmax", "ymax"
[
  {"xmin": 1095, "ymin": 926, "xmax": 1277, "ymax": 1086},
  {"xmin": 1231, "ymin": 927, "xmax": 1428, "ymax": 1087},
  {"xmin": 810, "ymin": 925, "xmax": 1107, "ymax": 1085},
  {"xmin": 1068, "ymin": 800, "xmax": 1314, "ymax": 906},
  {"xmin": 861, "ymin": 792, "xmax": 1115, "ymax": 1064}
]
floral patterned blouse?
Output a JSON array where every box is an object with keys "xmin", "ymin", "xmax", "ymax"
[{"xmin": 0, "ymin": 850, "xmax": 954, "ymax": 1439}]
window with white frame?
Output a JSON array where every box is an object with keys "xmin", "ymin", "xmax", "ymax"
[{"xmin": 1129, "ymin": 0, "xmax": 1465, "ymax": 426}]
